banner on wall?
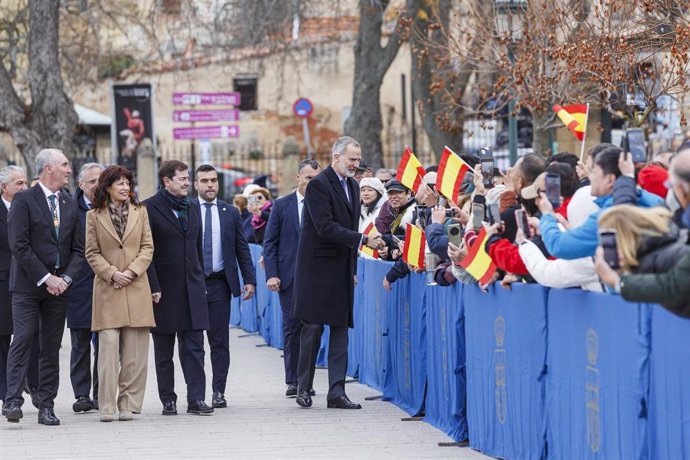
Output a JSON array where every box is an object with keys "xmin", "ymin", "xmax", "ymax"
[{"xmin": 110, "ymin": 83, "xmax": 155, "ymax": 177}]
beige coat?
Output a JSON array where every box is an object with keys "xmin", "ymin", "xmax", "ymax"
[{"xmin": 85, "ymin": 203, "xmax": 155, "ymax": 331}]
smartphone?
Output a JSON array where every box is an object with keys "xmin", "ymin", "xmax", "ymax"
[
  {"xmin": 480, "ymin": 158, "xmax": 494, "ymax": 189},
  {"xmin": 622, "ymin": 128, "xmax": 647, "ymax": 163},
  {"xmin": 247, "ymin": 194, "xmax": 259, "ymax": 207},
  {"xmin": 515, "ymin": 209, "xmax": 531, "ymax": 238},
  {"xmin": 471, "ymin": 202, "xmax": 485, "ymax": 230},
  {"xmin": 599, "ymin": 229, "xmax": 620, "ymax": 270},
  {"xmin": 446, "ymin": 223, "xmax": 463, "ymax": 247},
  {"xmin": 545, "ymin": 173, "xmax": 561, "ymax": 209},
  {"xmin": 487, "ymin": 203, "xmax": 501, "ymax": 225}
]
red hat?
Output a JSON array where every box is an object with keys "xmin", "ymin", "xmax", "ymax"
[{"xmin": 637, "ymin": 165, "xmax": 668, "ymax": 199}]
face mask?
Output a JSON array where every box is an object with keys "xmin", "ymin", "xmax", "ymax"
[{"xmin": 666, "ymin": 188, "xmax": 681, "ymax": 213}]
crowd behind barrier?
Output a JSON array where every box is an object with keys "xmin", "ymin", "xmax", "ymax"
[{"xmin": 231, "ymin": 246, "xmax": 689, "ymax": 459}]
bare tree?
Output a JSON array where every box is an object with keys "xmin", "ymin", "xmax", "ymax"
[
  {"xmin": 0, "ymin": 0, "xmax": 78, "ymax": 177},
  {"xmin": 344, "ymin": 0, "xmax": 404, "ymax": 169}
]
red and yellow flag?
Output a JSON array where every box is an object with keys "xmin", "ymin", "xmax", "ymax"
[
  {"xmin": 402, "ymin": 224, "xmax": 426, "ymax": 269},
  {"xmin": 396, "ymin": 146, "xmax": 427, "ymax": 193},
  {"xmin": 553, "ymin": 104, "xmax": 588, "ymax": 141},
  {"xmin": 359, "ymin": 222, "xmax": 380, "ymax": 259},
  {"xmin": 436, "ymin": 146, "xmax": 471, "ymax": 203},
  {"xmin": 460, "ymin": 227, "xmax": 497, "ymax": 285}
]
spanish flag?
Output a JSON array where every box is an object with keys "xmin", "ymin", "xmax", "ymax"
[
  {"xmin": 359, "ymin": 222, "xmax": 379, "ymax": 259},
  {"xmin": 436, "ymin": 146, "xmax": 471, "ymax": 203},
  {"xmin": 396, "ymin": 146, "xmax": 426, "ymax": 193},
  {"xmin": 402, "ymin": 224, "xmax": 426, "ymax": 269},
  {"xmin": 460, "ymin": 227, "xmax": 497, "ymax": 285},
  {"xmin": 553, "ymin": 104, "xmax": 588, "ymax": 141}
]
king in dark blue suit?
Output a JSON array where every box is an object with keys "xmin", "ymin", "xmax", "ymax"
[
  {"xmin": 194, "ymin": 165, "xmax": 256, "ymax": 409},
  {"xmin": 263, "ymin": 159, "xmax": 321, "ymax": 397}
]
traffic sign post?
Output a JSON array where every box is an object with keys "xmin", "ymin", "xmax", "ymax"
[{"xmin": 293, "ymin": 98, "xmax": 314, "ymax": 159}]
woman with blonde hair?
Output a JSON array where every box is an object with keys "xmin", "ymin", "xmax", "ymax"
[
  {"xmin": 597, "ymin": 205, "xmax": 689, "ymax": 273},
  {"xmin": 247, "ymin": 187, "xmax": 272, "ymax": 244},
  {"xmin": 85, "ymin": 166, "xmax": 154, "ymax": 422}
]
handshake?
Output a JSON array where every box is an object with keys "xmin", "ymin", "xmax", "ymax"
[{"xmin": 364, "ymin": 234, "xmax": 385, "ymax": 251}]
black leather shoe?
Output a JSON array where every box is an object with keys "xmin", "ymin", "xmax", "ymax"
[
  {"xmin": 296, "ymin": 390, "xmax": 312, "ymax": 408},
  {"xmin": 285, "ymin": 384, "xmax": 298, "ymax": 398},
  {"xmin": 37, "ymin": 408, "xmax": 60, "ymax": 425},
  {"xmin": 162, "ymin": 401, "xmax": 177, "ymax": 416},
  {"xmin": 92, "ymin": 398, "xmax": 99, "ymax": 410},
  {"xmin": 212, "ymin": 392, "xmax": 227, "ymax": 409},
  {"xmin": 327, "ymin": 395, "xmax": 362, "ymax": 409},
  {"xmin": 187, "ymin": 400, "xmax": 214, "ymax": 415},
  {"xmin": 4, "ymin": 401, "xmax": 22, "ymax": 422},
  {"xmin": 310, "ymin": 388, "xmax": 316, "ymax": 396},
  {"xmin": 72, "ymin": 396, "xmax": 95, "ymax": 413}
]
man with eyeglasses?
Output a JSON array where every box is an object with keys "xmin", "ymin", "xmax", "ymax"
[
  {"xmin": 375, "ymin": 168, "xmax": 393, "ymax": 185},
  {"xmin": 67, "ymin": 163, "xmax": 104, "ymax": 414}
]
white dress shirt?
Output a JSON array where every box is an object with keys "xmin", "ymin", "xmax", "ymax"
[
  {"xmin": 199, "ymin": 198, "xmax": 224, "ymax": 273},
  {"xmin": 296, "ymin": 191, "xmax": 305, "ymax": 226},
  {"xmin": 2, "ymin": 197, "xmax": 10, "ymax": 211},
  {"xmin": 37, "ymin": 181, "xmax": 62, "ymax": 286}
]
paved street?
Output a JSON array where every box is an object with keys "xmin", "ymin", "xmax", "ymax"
[{"xmin": 0, "ymin": 327, "xmax": 489, "ymax": 459}]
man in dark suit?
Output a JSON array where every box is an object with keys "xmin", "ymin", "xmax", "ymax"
[
  {"xmin": 293, "ymin": 136, "xmax": 383, "ymax": 409},
  {"xmin": 4, "ymin": 149, "xmax": 84, "ymax": 426},
  {"xmin": 263, "ymin": 159, "xmax": 321, "ymax": 397},
  {"xmin": 0, "ymin": 166, "xmax": 28, "ymax": 415},
  {"xmin": 145, "ymin": 160, "xmax": 213, "ymax": 416},
  {"xmin": 67, "ymin": 162, "xmax": 103, "ymax": 414},
  {"xmin": 193, "ymin": 164, "xmax": 256, "ymax": 409}
]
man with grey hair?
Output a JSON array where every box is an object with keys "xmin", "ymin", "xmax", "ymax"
[
  {"xmin": 67, "ymin": 162, "xmax": 104, "ymax": 414},
  {"xmin": 375, "ymin": 167, "xmax": 393, "ymax": 185},
  {"xmin": 293, "ymin": 136, "xmax": 383, "ymax": 409},
  {"xmin": 4, "ymin": 149, "xmax": 84, "ymax": 426},
  {"xmin": 0, "ymin": 165, "xmax": 27, "ymax": 415}
]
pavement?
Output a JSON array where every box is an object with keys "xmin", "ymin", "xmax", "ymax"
[{"xmin": 0, "ymin": 327, "xmax": 491, "ymax": 459}]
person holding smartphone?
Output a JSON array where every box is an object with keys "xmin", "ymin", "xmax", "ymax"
[{"xmin": 537, "ymin": 146, "xmax": 663, "ymax": 260}]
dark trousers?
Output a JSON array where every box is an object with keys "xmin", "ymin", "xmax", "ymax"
[
  {"xmin": 297, "ymin": 322, "xmax": 348, "ymax": 400},
  {"xmin": 5, "ymin": 292, "xmax": 67, "ymax": 409},
  {"xmin": 279, "ymin": 285, "xmax": 302, "ymax": 385},
  {"xmin": 152, "ymin": 330, "xmax": 206, "ymax": 404},
  {"xmin": 0, "ymin": 334, "xmax": 9, "ymax": 402},
  {"xmin": 69, "ymin": 328, "xmax": 99, "ymax": 399},
  {"xmin": 205, "ymin": 278, "xmax": 231, "ymax": 394},
  {"xmin": 26, "ymin": 328, "xmax": 40, "ymax": 390}
]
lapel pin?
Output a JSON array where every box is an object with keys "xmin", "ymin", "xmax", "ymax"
[{"xmin": 222, "ymin": 207, "xmax": 227, "ymax": 211}]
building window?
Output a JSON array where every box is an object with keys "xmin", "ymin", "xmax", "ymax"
[{"xmin": 233, "ymin": 77, "xmax": 258, "ymax": 111}]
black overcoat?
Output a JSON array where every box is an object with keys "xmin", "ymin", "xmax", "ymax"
[
  {"xmin": 0, "ymin": 203, "xmax": 11, "ymax": 335},
  {"xmin": 144, "ymin": 191, "xmax": 209, "ymax": 333},
  {"xmin": 66, "ymin": 189, "xmax": 95, "ymax": 329},
  {"xmin": 293, "ymin": 166, "xmax": 361, "ymax": 328}
]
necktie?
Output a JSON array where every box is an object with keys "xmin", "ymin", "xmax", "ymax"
[
  {"xmin": 48, "ymin": 194, "xmax": 60, "ymax": 268},
  {"xmin": 203, "ymin": 202, "xmax": 213, "ymax": 276},
  {"xmin": 341, "ymin": 179, "xmax": 350, "ymax": 204}
]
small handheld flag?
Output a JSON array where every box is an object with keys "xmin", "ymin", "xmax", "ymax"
[
  {"xmin": 396, "ymin": 146, "xmax": 427, "ymax": 193},
  {"xmin": 359, "ymin": 222, "xmax": 380, "ymax": 259},
  {"xmin": 402, "ymin": 224, "xmax": 426, "ymax": 269},
  {"xmin": 553, "ymin": 104, "xmax": 587, "ymax": 141},
  {"xmin": 436, "ymin": 146, "xmax": 472, "ymax": 204},
  {"xmin": 460, "ymin": 227, "xmax": 497, "ymax": 285}
]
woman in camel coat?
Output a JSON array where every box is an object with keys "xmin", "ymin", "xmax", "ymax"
[{"xmin": 85, "ymin": 165, "xmax": 154, "ymax": 422}]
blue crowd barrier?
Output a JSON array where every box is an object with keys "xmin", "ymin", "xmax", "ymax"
[
  {"xmin": 232, "ymin": 246, "xmax": 690, "ymax": 458},
  {"xmin": 464, "ymin": 283, "xmax": 548, "ymax": 459},
  {"xmin": 424, "ymin": 281, "xmax": 467, "ymax": 441},
  {"xmin": 382, "ymin": 270, "xmax": 426, "ymax": 417},
  {"xmin": 546, "ymin": 289, "xmax": 650, "ymax": 460},
  {"xmin": 648, "ymin": 305, "xmax": 690, "ymax": 460}
]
